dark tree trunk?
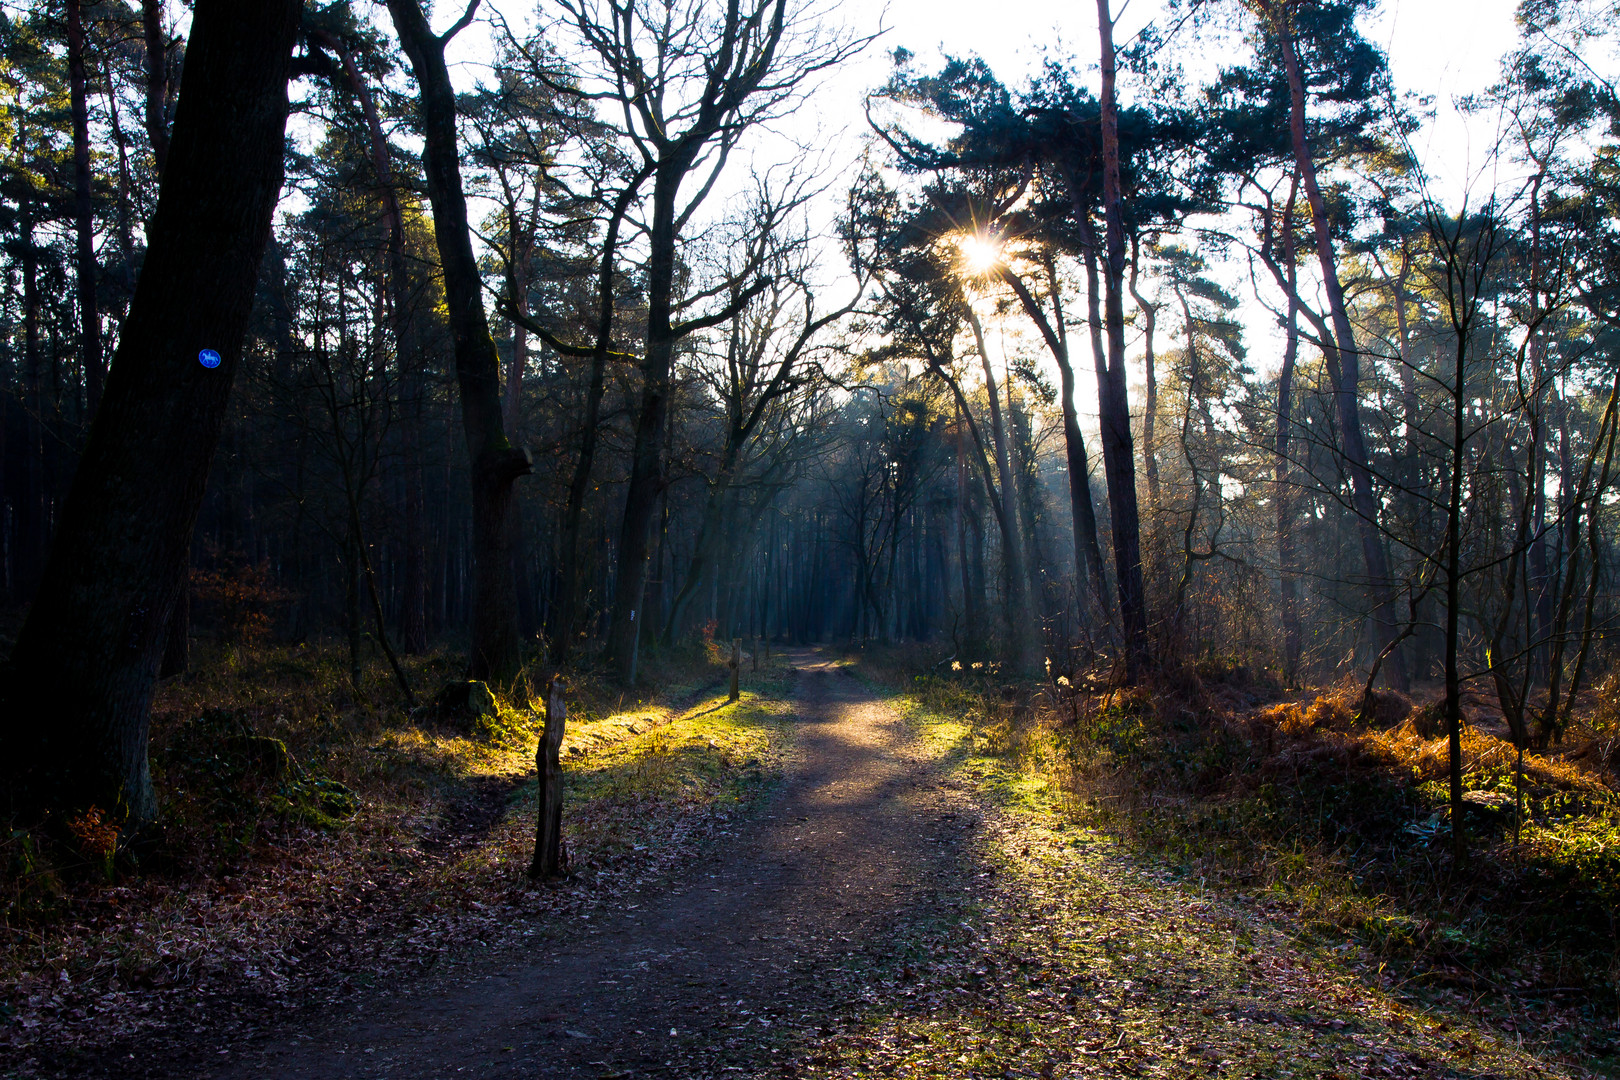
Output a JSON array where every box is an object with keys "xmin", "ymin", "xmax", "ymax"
[
  {"xmin": 1276, "ymin": 192, "xmax": 1303, "ymax": 684},
  {"xmin": 400, "ymin": 412, "xmax": 428, "ymax": 653},
  {"xmin": 1127, "ymin": 240, "xmax": 1160, "ymax": 509},
  {"xmin": 1269, "ymin": 3, "xmax": 1407, "ymax": 692},
  {"xmin": 551, "ymin": 169, "xmax": 648, "ymax": 664},
  {"xmin": 387, "ymin": 0, "xmax": 532, "ymax": 685},
  {"xmin": 529, "ymin": 677, "xmax": 567, "ymax": 878},
  {"xmin": 67, "ymin": 0, "xmax": 104, "ymax": 416},
  {"xmin": 345, "ymin": 536, "xmax": 363, "ymax": 696},
  {"xmin": 140, "ymin": 0, "xmax": 169, "ymax": 173},
  {"xmin": 100, "ymin": 54, "xmax": 137, "ymax": 310},
  {"xmin": 1443, "ymin": 325, "xmax": 1467, "ymax": 863},
  {"xmin": 20, "ymin": 181, "xmax": 46, "ymax": 596},
  {"xmin": 159, "ymin": 583, "xmax": 189, "ymax": 679},
  {"xmin": 1002, "ymin": 264, "xmax": 1109, "ymax": 622},
  {"xmin": 605, "ymin": 161, "xmax": 689, "ymax": 676},
  {"xmin": 954, "ymin": 400, "xmax": 980, "ymax": 651},
  {"xmin": 1095, "ymin": 0, "xmax": 1151, "ymax": 679},
  {"xmin": 1, "ymin": 0, "xmax": 300, "ymax": 827}
]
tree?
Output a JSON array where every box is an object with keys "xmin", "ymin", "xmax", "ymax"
[
  {"xmin": 662, "ymin": 218, "xmax": 859, "ymax": 644},
  {"xmin": 560, "ymin": 0, "xmax": 865, "ymax": 680},
  {"xmin": 386, "ymin": 0, "xmax": 533, "ymax": 686},
  {"xmin": 1247, "ymin": 0, "xmax": 1409, "ymax": 690},
  {"xmin": 1094, "ymin": 0, "xmax": 1151, "ymax": 679},
  {"xmin": 849, "ymin": 170, "xmax": 1041, "ymax": 671},
  {"xmin": 66, "ymin": 0, "xmax": 102, "ymax": 415},
  {"xmin": 1, "ymin": 0, "xmax": 303, "ymax": 827}
]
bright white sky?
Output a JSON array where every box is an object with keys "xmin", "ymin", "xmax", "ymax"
[{"xmin": 433, "ymin": 0, "xmax": 1538, "ymax": 429}]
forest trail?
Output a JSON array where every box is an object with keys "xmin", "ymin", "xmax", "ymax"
[
  {"xmin": 209, "ymin": 649, "xmax": 966, "ymax": 1079},
  {"xmin": 197, "ymin": 651, "xmax": 1579, "ymax": 1080}
]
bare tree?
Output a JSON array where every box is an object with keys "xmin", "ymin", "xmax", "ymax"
[{"xmin": 552, "ymin": 0, "xmax": 867, "ymax": 679}]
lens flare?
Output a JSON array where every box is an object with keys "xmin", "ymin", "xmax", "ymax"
[{"xmin": 958, "ymin": 234, "xmax": 1002, "ymax": 276}]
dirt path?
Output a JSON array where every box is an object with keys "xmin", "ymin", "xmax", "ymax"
[
  {"xmin": 180, "ymin": 652, "xmax": 1583, "ymax": 1080},
  {"xmin": 200, "ymin": 650, "xmax": 966, "ymax": 1079}
]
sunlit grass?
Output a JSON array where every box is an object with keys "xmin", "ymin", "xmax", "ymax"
[
  {"xmin": 789, "ymin": 667, "xmax": 1570, "ymax": 1080},
  {"xmin": 0, "ymin": 642, "xmax": 797, "ymax": 1057}
]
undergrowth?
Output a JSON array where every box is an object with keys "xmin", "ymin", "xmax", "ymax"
[
  {"xmin": 0, "ymin": 637, "xmax": 792, "ymax": 1064},
  {"xmin": 853, "ymin": 643, "xmax": 1620, "ymax": 1072}
]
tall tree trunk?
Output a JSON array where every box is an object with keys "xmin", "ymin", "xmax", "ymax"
[
  {"xmin": 550, "ymin": 167, "xmax": 648, "ymax": 664},
  {"xmin": 1095, "ymin": 0, "xmax": 1151, "ymax": 679},
  {"xmin": 605, "ymin": 159, "xmax": 691, "ymax": 677},
  {"xmin": 964, "ymin": 304, "xmax": 1040, "ymax": 673},
  {"xmin": 1, "ymin": 0, "xmax": 300, "ymax": 828},
  {"xmin": 159, "ymin": 582, "xmax": 189, "ymax": 678},
  {"xmin": 1276, "ymin": 185, "xmax": 1303, "ymax": 684},
  {"xmin": 387, "ymin": 0, "xmax": 532, "ymax": 685},
  {"xmin": 1443, "ymin": 321, "xmax": 1468, "ymax": 863},
  {"xmin": 1268, "ymin": 2, "xmax": 1407, "ymax": 692},
  {"xmin": 506, "ymin": 220, "xmax": 528, "ymax": 431},
  {"xmin": 1003, "ymin": 263, "xmax": 1109, "ymax": 622},
  {"xmin": 100, "ymin": 54, "xmax": 137, "ymax": 310},
  {"xmin": 1525, "ymin": 176, "xmax": 1551, "ymax": 686},
  {"xmin": 67, "ymin": 0, "xmax": 104, "ymax": 417},
  {"xmin": 954, "ymin": 399, "xmax": 980, "ymax": 651},
  {"xmin": 1127, "ymin": 239, "xmax": 1161, "ymax": 509},
  {"xmin": 400, "ymin": 405, "xmax": 428, "ymax": 653},
  {"xmin": 20, "ymin": 172, "xmax": 46, "ymax": 596},
  {"xmin": 345, "ymin": 535, "xmax": 364, "ymax": 696},
  {"xmin": 140, "ymin": 0, "xmax": 169, "ymax": 173},
  {"xmin": 1009, "ymin": 389, "xmax": 1047, "ymax": 628},
  {"xmin": 1393, "ymin": 240, "xmax": 1423, "ymax": 675}
]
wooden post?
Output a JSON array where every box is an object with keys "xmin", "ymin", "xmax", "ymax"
[
  {"xmin": 729, "ymin": 638, "xmax": 741, "ymax": 701},
  {"xmin": 529, "ymin": 676, "xmax": 567, "ymax": 879},
  {"xmin": 764, "ymin": 636, "xmax": 770, "ymax": 664}
]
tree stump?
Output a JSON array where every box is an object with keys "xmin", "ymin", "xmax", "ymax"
[
  {"xmin": 529, "ymin": 676, "xmax": 567, "ymax": 879},
  {"xmin": 729, "ymin": 638, "xmax": 741, "ymax": 701}
]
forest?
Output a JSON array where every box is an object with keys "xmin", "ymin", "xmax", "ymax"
[{"xmin": 4, "ymin": 0, "xmax": 1620, "ymax": 1076}]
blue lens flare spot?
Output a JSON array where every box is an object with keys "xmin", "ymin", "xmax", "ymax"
[{"xmin": 199, "ymin": 348, "xmax": 222, "ymax": 369}]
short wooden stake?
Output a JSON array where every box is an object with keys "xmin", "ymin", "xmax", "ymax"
[
  {"xmin": 729, "ymin": 638, "xmax": 741, "ymax": 701},
  {"xmin": 529, "ymin": 676, "xmax": 567, "ymax": 879}
]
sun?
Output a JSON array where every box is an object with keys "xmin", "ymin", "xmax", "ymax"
[{"xmin": 958, "ymin": 233, "xmax": 1003, "ymax": 277}]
